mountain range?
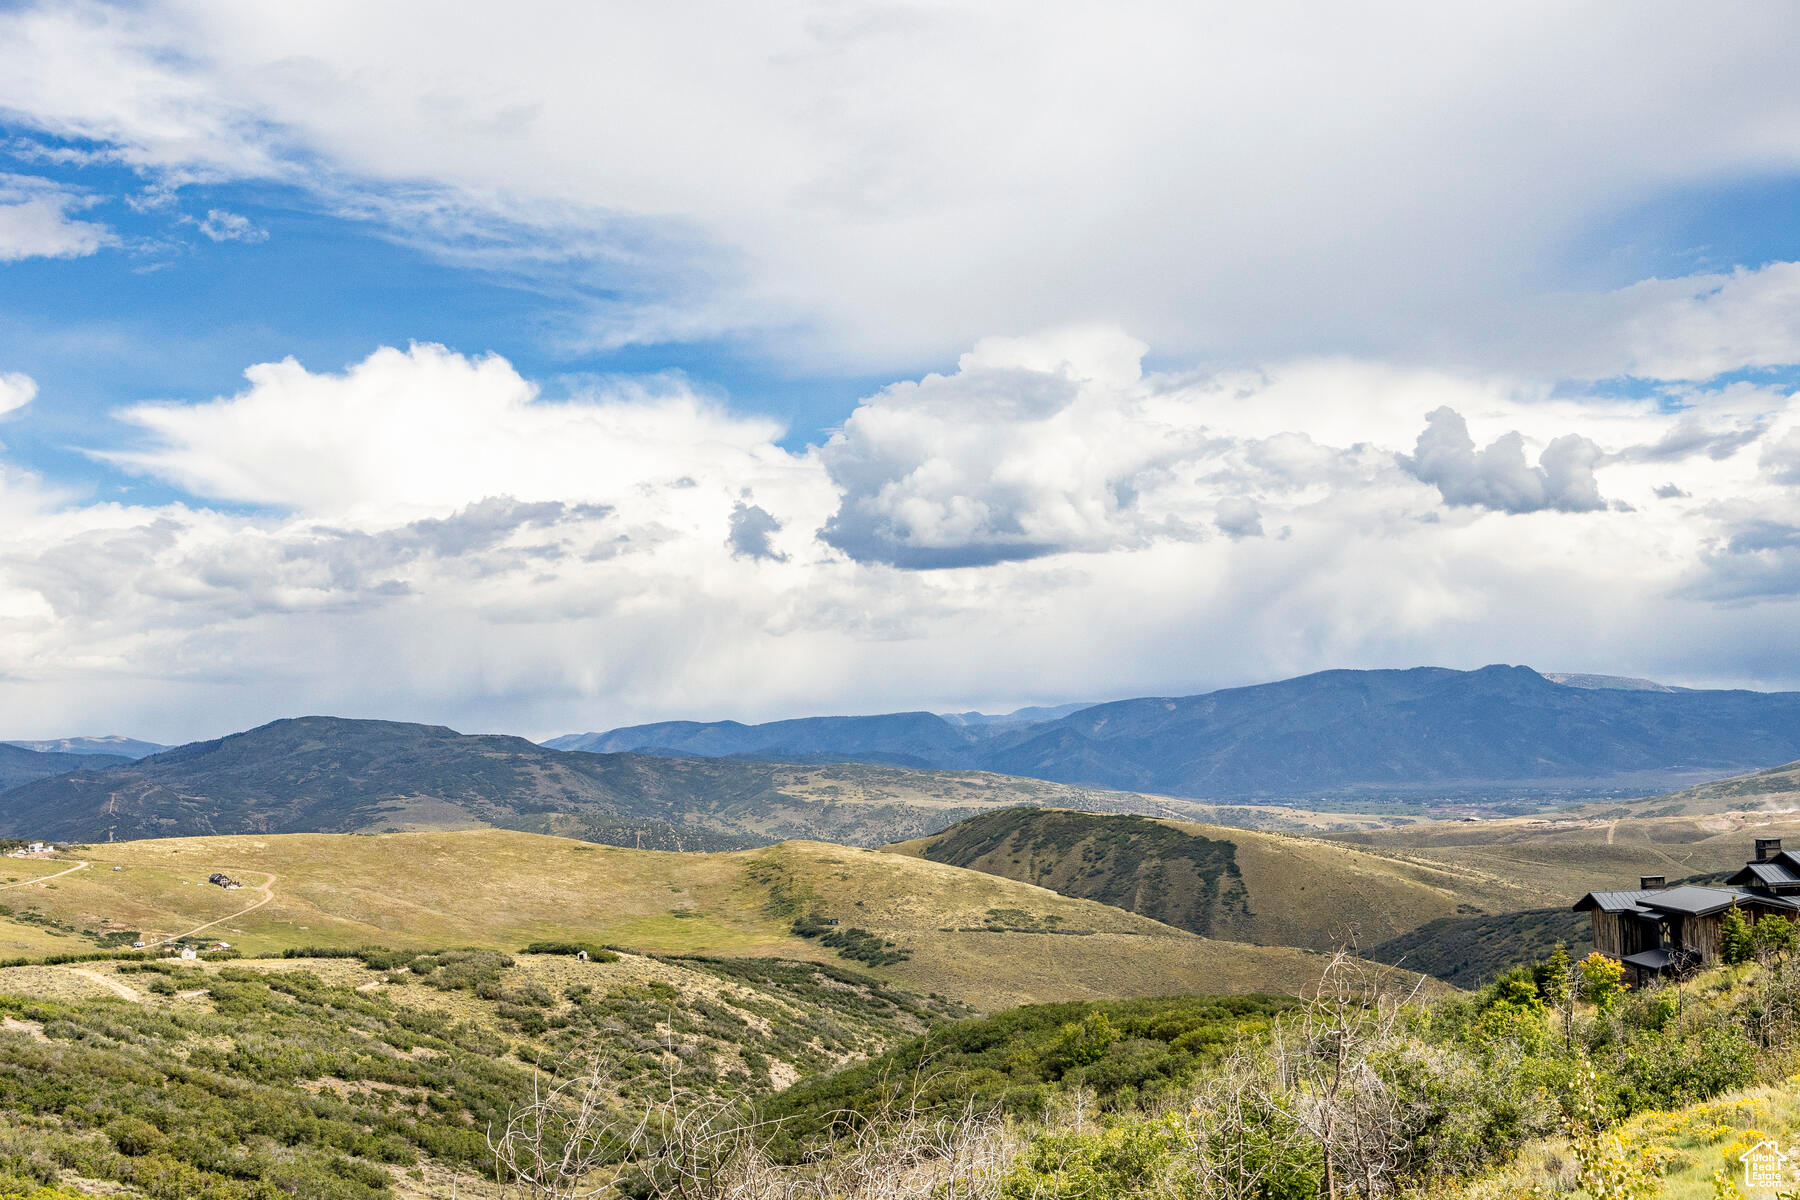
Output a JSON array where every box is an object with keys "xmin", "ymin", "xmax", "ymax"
[
  {"xmin": 12, "ymin": 664, "xmax": 1800, "ymax": 850},
  {"xmin": 3, "ymin": 735, "xmax": 168, "ymax": 759},
  {"xmin": 544, "ymin": 665, "xmax": 1800, "ymax": 799},
  {"xmin": 0, "ymin": 714, "xmax": 1238, "ymax": 848},
  {"xmin": 0, "ymin": 742, "xmax": 129, "ymax": 791}
]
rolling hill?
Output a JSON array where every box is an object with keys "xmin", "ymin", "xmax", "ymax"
[
  {"xmin": 553, "ymin": 665, "xmax": 1800, "ymax": 801},
  {"xmin": 0, "ymin": 741, "xmax": 127, "ymax": 791},
  {"xmin": 0, "ymin": 941, "xmax": 970, "ymax": 1200},
  {"xmin": 1362, "ymin": 906, "xmax": 1591, "ymax": 988},
  {"xmin": 1325, "ymin": 804, "xmax": 1800, "ymax": 905},
  {"xmin": 0, "ymin": 714, "xmax": 1417, "ymax": 849},
  {"xmin": 888, "ymin": 807, "xmax": 1544, "ymax": 951},
  {"xmin": 0, "ymin": 716, "xmax": 751, "ymax": 850},
  {"xmin": 1575, "ymin": 757, "xmax": 1800, "ymax": 817},
  {"xmin": 0, "ymin": 829, "xmax": 1354, "ymax": 1009}
]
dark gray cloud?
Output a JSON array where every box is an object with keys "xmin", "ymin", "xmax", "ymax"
[
  {"xmin": 1684, "ymin": 520, "xmax": 1800, "ymax": 602},
  {"xmin": 1654, "ymin": 483, "xmax": 1689, "ymax": 499},
  {"xmin": 726, "ymin": 501, "xmax": 786, "ymax": 561},
  {"xmin": 1215, "ymin": 498, "xmax": 1264, "ymax": 539},
  {"xmin": 1609, "ymin": 417, "xmax": 1766, "ymax": 464},
  {"xmin": 402, "ymin": 497, "xmax": 608, "ymax": 556},
  {"xmin": 1763, "ymin": 429, "xmax": 1800, "ymax": 485},
  {"xmin": 1400, "ymin": 406, "xmax": 1606, "ymax": 514},
  {"xmin": 292, "ymin": 496, "xmax": 613, "ymax": 593}
]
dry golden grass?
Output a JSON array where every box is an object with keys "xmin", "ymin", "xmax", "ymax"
[
  {"xmin": 1335, "ymin": 808, "xmax": 1800, "ymax": 898},
  {"xmin": 0, "ymin": 830, "xmax": 1349, "ymax": 1008},
  {"xmin": 1163, "ymin": 818, "xmax": 1538, "ymax": 944},
  {"xmin": 890, "ymin": 810, "xmax": 1543, "ymax": 951},
  {"xmin": 1439, "ymin": 1082, "xmax": 1800, "ymax": 1200}
]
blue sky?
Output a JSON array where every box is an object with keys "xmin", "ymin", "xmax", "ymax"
[
  {"xmin": 0, "ymin": 144, "xmax": 902, "ymax": 495},
  {"xmin": 5, "ymin": 2, "xmax": 1800, "ymax": 742}
]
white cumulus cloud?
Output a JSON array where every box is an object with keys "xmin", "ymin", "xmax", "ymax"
[
  {"xmin": 1, "ymin": 333, "xmax": 1800, "ymax": 739},
  {"xmin": 1401, "ymin": 407, "xmax": 1607, "ymax": 514},
  {"xmin": 194, "ymin": 207, "xmax": 267, "ymax": 242},
  {"xmin": 0, "ymin": 173, "xmax": 112, "ymax": 261},
  {"xmin": 103, "ymin": 342, "xmax": 819, "ymax": 524},
  {"xmin": 0, "ymin": 372, "xmax": 37, "ymax": 417}
]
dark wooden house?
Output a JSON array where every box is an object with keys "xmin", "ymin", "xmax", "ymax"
[{"xmin": 1574, "ymin": 837, "xmax": 1800, "ymax": 986}]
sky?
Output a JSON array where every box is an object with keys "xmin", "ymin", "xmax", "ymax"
[{"xmin": 5, "ymin": 2, "xmax": 1800, "ymax": 742}]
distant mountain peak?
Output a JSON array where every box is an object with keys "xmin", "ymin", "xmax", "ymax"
[
  {"xmin": 937, "ymin": 702, "xmax": 1096, "ymax": 727},
  {"xmin": 1544, "ymin": 672, "xmax": 1684, "ymax": 693},
  {"xmin": 538, "ymin": 665, "xmax": 1800, "ymax": 800},
  {"xmin": 3, "ymin": 735, "xmax": 167, "ymax": 760}
]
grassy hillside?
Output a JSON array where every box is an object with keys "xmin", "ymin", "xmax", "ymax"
[
  {"xmin": 754, "ymin": 992, "xmax": 1296, "ymax": 1160},
  {"xmin": 0, "ymin": 716, "xmax": 1420, "ymax": 852},
  {"xmin": 1577, "ymin": 757, "xmax": 1800, "ymax": 817},
  {"xmin": 0, "ymin": 831, "xmax": 1347, "ymax": 1009},
  {"xmin": 892, "ymin": 807, "xmax": 1544, "ymax": 950},
  {"xmin": 1363, "ymin": 905, "xmax": 1591, "ymax": 987},
  {"xmin": 6, "ymin": 922, "xmax": 1795, "ymax": 1200},
  {"xmin": 0, "ymin": 948, "xmax": 963, "ymax": 1199},
  {"xmin": 1329, "ymin": 805, "xmax": 1800, "ymax": 899},
  {"xmin": 740, "ymin": 949, "xmax": 1800, "ymax": 1200}
]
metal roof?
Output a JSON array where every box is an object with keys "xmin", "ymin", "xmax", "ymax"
[
  {"xmin": 1621, "ymin": 948, "xmax": 1682, "ymax": 970},
  {"xmin": 1573, "ymin": 889, "xmax": 1662, "ymax": 913},
  {"xmin": 1621, "ymin": 947, "xmax": 1705, "ymax": 973},
  {"xmin": 1638, "ymin": 885, "xmax": 1744, "ymax": 916},
  {"xmin": 1574, "ymin": 884, "xmax": 1800, "ymax": 915},
  {"xmin": 1730, "ymin": 862, "xmax": 1800, "ymax": 888}
]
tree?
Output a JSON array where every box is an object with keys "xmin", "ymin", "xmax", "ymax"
[
  {"xmin": 1578, "ymin": 952, "xmax": 1627, "ymax": 1013},
  {"xmin": 1046, "ymin": 1011, "xmax": 1119, "ymax": 1075},
  {"xmin": 1539, "ymin": 944, "xmax": 1582, "ymax": 1052},
  {"xmin": 1257, "ymin": 950, "xmax": 1422, "ymax": 1200},
  {"xmin": 1537, "ymin": 944, "xmax": 1572, "ymax": 1007},
  {"xmin": 1186, "ymin": 1053, "xmax": 1319, "ymax": 1200},
  {"xmin": 488, "ymin": 1046, "xmax": 761, "ymax": 1200},
  {"xmin": 1754, "ymin": 913, "xmax": 1798, "ymax": 962},
  {"xmin": 1721, "ymin": 904, "xmax": 1754, "ymax": 965}
]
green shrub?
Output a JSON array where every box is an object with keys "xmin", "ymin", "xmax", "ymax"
[
  {"xmin": 790, "ymin": 915, "xmax": 911, "ymax": 966},
  {"xmin": 519, "ymin": 941, "xmax": 620, "ymax": 962},
  {"xmin": 1721, "ymin": 905, "xmax": 1754, "ymax": 965}
]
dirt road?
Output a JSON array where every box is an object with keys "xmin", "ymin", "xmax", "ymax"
[
  {"xmin": 150, "ymin": 871, "xmax": 277, "ymax": 948},
  {"xmin": 0, "ymin": 860, "xmax": 88, "ymax": 890}
]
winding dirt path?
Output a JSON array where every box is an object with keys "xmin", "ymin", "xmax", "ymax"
[
  {"xmin": 150, "ymin": 871, "xmax": 277, "ymax": 948},
  {"xmin": 71, "ymin": 968, "xmax": 142, "ymax": 1002},
  {"xmin": 0, "ymin": 860, "xmax": 89, "ymax": 890}
]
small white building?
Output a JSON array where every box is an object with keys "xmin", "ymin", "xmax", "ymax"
[{"xmin": 178, "ymin": 947, "xmax": 198, "ymax": 961}]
